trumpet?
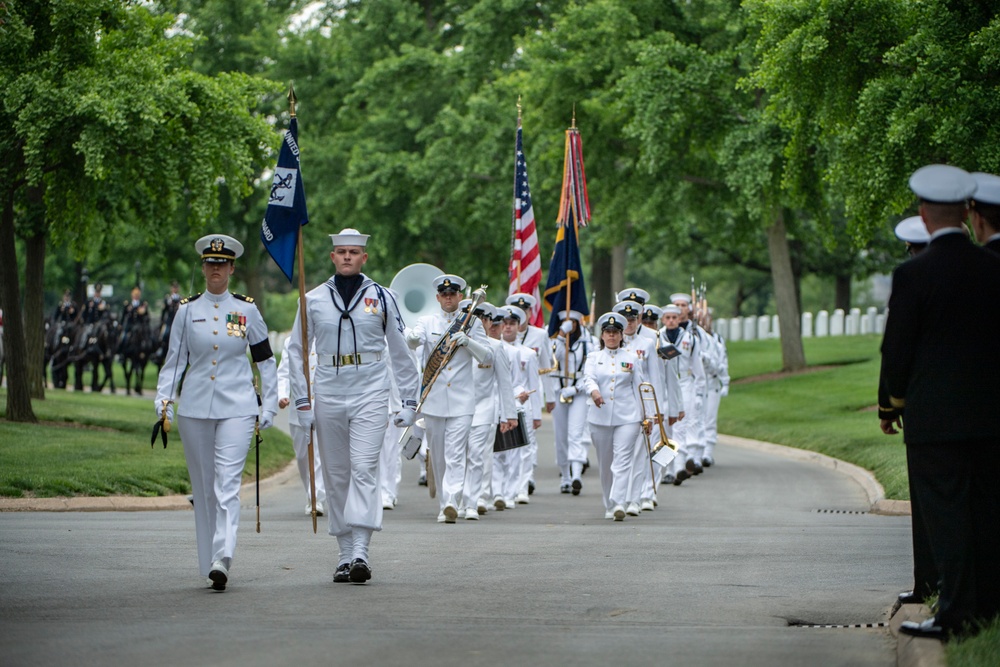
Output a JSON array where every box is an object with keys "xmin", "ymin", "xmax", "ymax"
[{"xmin": 638, "ymin": 383, "xmax": 679, "ymax": 485}]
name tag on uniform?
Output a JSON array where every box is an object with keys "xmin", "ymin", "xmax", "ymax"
[{"xmin": 192, "ymin": 318, "xmax": 206, "ymax": 323}]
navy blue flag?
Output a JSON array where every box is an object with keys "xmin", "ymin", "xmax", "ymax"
[
  {"xmin": 543, "ymin": 217, "xmax": 589, "ymax": 336},
  {"xmin": 261, "ymin": 117, "xmax": 309, "ymax": 281}
]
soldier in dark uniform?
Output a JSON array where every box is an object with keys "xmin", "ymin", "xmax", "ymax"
[
  {"xmin": 119, "ymin": 286, "xmax": 150, "ymax": 350},
  {"xmin": 53, "ymin": 289, "xmax": 79, "ymax": 323},
  {"xmin": 882, "ymin": 165, "xmax": 1000, "ymax": 639},
  {"xmin": 160, "ymin": 281, "xmax": 181, "ymax": 335},
  {"xmin": 970, "ymin": 172, "xmax": 1000, "ymax": 254},
  {"xmin": 81, "ymin": 283, "xmax": 111, "ymax": 324}
]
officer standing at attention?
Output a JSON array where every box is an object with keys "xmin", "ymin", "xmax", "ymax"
[
  {"xmin": 881, "ymin": 166, "xmax": 1000, "ymax": 639},
  {"xmin": 154, "ymin": 234, "xmax": 278, "ymax": 592},
  {"xmin": 288, "ymin": 229, "xmax": 419, "ymax": 584},
  {"xmin": 407, "ymin": 274, "xmax": 493, "ymax": 523}
]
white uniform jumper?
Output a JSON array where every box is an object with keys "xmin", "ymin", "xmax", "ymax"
[
  {"xmin": 409, "ymin": 309, "xmax": 493, "ymax": 516},
  {"xmin": 493, "ymin": 340, "xmax": 540, "ymax": 507},
  {"xmin": 662, "ymin": 323, "xmax": 706, "ymax": 478},
  {"xmin": 286, "ymin": 274, "xmax": 419, "ymax": 561},
  {"xmin": 277, "ymin": 337, "xmax": 327, "ymax": 511},
  {"xmin": 155, "ymin": 291, "xmax": 277, "ymax": 578},
  {"xmin": 582, "ymin": 346, "xmax": 645, "ymax": 514},
  {"xmin": 467, "ymin": 336, "xmax": 517, "ymax": 513},
  {"xmin": 552, "ymin": 331, "xmax": 593, "ymax": 488},
  {"xmin": 703, "ymin": 331, "xmax": 729, "ymax": 462},
  {"xmin": 516, "ymin": 324, "xmax": 555, "ymax": 495}
]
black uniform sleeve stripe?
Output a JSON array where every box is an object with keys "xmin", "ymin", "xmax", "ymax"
[{"xmin": 250, "ymin": 339, "xmax": 273, "ymax": 363}]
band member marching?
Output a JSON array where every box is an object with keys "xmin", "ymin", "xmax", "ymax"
[
  {"xmin": 287, "ymin": 228, "xmax": 419, "ymax": 584},
  {"xmin": 551, "ymin": 310, "xmax": 592, "ymax": 495},
  {"xmin": 154, "ymin": 234, "xmax": 278, "ymax": 591}
]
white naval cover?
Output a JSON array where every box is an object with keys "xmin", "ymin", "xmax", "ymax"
[
  {"xmin": 518, "ymin": 324, "xmax": 557, "ymax": 403},
  {"xmin": 156, "ymin": 291, "xmax": 277, "ymax": 419},
  {"xmin": 276, "ymin": 336, "xmax": 316, "ymax": 427},
  {"xmin": 409, "ymin": 309, "xmax": 492, "ymax": 418},
  {"xmin": 286, "ymin": 274, "xmax": 419, "ymax": 409},
  {"xmin": 582, "ymin": 346, "xmax": 646, "ymax": 426},
  {"xmin": 472, "ymin": 337, "xmax": 518, "ymax": 427},
  {"xmin": 504, "ymin": 340, "xmax": 542, "ymax": 420}
]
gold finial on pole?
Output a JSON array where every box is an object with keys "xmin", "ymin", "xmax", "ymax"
[
  {"xmin": 517, "ymin": 95, "xmax": 522, "ymax": 121},
  {"xmin": 288, "ymin": 85, "xmax": 297, "ymax": 118},
  {"xmin": 571, "ymin": 103, "xmax": 576, "ymax": 130}
]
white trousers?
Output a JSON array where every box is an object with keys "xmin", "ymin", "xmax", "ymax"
[
  {"xmin": 465, "ymin": 423, "xmax": 494, "ymax": 509},
  {"xmin": 516, "ymin": 422, "xmax": 539, "ymax": 495},
  {"xmin": 177, "ymin": 415, "xmax": 256, "ymax": 576},
  {"xmin": 423, "ymin": 414, "xmax": 473, "ymax": 511},
  {"xmin": 290, "ymin": 421, "xmax": 327, "ymax": 506},
  {"xmin": 552, "ymin": 397, "xmax": 589, "ymax": 483},
  {"xmin": 492, "ymin": 447, "xmax": 522, "ymax": 504},
  {"xmin": 379, "ymin": 419, "xmax": 404, "ymax": 504},
  {"xmin": 669, "ymin": 379, "xmax": 703, "ymax": 476},
  {"xmin": 314, "ymin": 389, "xmax": 388, "ymax": 536},
  {"xmin": 589, "ymin": 422, "xmax": 641, "ymax": 511},
  {"xmin": 704, "ymin": 388, "xmax": 722, "ymax": 459},
  {"xmin": 627, "ymin": 428, "xmax": 657, "ymax": 504}
]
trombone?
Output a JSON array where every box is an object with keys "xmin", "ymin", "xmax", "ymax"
[{"xmin": 638, "ymin": 382, "xmax": 679, "ymax": 489}]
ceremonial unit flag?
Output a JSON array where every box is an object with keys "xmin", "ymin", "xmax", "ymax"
[
  {"xmin": 261, "ymin": 117, "xmax": 309, "ymax": 282},
  {"xmin": 508, "ymin": 117, "xmax": 545, "ymax": 328},
  {"xmin": 543, "ymin": 124, "xmax": 591, "ymax": 336}
]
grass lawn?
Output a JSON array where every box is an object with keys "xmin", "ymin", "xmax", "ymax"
[
  {"xmin": 719, "ymin": 335, "xmax": 911, "ymax": 500},
  {"xmin": 0, "ymin": 388, "xmax": 293, "ymax": 497}
]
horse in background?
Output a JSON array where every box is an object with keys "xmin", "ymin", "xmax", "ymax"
[
  {"xmin": 119, "ymin": 319, "xmax": 155, "ymax": 395},
  {"xmin": 71, "ymin": 318, "xmax": 118, "ymax": 393},
  {"xmin": 44, "ymin": 317, "xmax": 78, "ymax": 389}
]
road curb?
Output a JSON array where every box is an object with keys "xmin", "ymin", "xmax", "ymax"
[
  {"xmin": 890, "ymin": 603, "xmax": 947, "ymax": 667},
  {"xmin": 718, "ymin": 434, "xmax": 910, "ymax": 515}
]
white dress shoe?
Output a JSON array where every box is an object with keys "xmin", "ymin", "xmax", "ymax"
[
  {"xmin": 604, "ymin": 510, "xmax": 615, "ymax": 520},
  {"xmin": 436, "ymin": 511, "xmax": 446, "ymax": 523},
  {"xmin": 515, "ymin": 493, "xmax": 530, "ymax": 504},
  {"xmin": 443, "ymin": 505, "xmax": 458, "ymax": 523},
  {"xmin": 493, "ymin": 496, "xmax": 506, "ymax": 511},
  {"xmin": 208, "ymin": 560, "xmax": 228, "ymax": 591},
  {"xmin": 626, "ymin": 502, "xmax": 640, "ymax": 516},
  {"xmin": 464, "ymin": 507, "xmax": 479, "ymax": 520},
  {"xmin": 640, "ymin": 499, "xmax": 655, "ymax": 512},
  {"xmin": 477, "ymin": 502, "xmax": 488, "ymax": 515},
  {"xmin": 613, "ymin": 505, "xmax": 626, "ymax": 521},
  {"xmin": 305, "ymin": 503, "xmax": 326, "ymax": 517}
]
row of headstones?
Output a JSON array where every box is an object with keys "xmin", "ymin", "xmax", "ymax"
[{"xmin": 714, "ymin": 307, "xmax": 885, "ymax": 342}]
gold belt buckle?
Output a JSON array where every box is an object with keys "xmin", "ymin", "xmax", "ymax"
[{"xmin": 339, "ymin": 354, "xmax": 356, "ymax": 366}]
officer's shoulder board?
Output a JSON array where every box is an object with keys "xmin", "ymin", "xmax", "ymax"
[
  {"xmin": 179, "ymin": 293, "xmax": 202, "ymax": 305},
  {"xmin": 231, "ymin": 293, "xmax": 254, "ymax": 304}
]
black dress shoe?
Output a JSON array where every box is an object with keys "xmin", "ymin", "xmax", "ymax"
[
  {"xmin": 898, "ymin": 591, "xmax": 922, "ymax": 605},
  {"xmin": 899, "ymin": 617, "xmax": 949, "ymax": 640},
  {"xmin": 333, "ymin": 562, "xmax": 351, "ymax": 583},
  {"xmin": 560, "ymin": 484, "xmax": 571, "ymax": 494},
  {"xmin": 417, "ymin": 474, "xmax": 427, "ymax": 487},
  {"xmin": 692, "ymin": 463, "xmax": 704, "ymax": 475},
  {"xmin": 571, "ymin": 479, "xmax": 582, "ymax": 496},
  {"xmin": 528, "ymin": 480, "xmax": 535, "ymax": 495},
  {"xmin": 349, "ymin": 558, "xmax": 372, "ymax": 583},
  {"xmin": 582, "ymin": 459, "xmax": 590, "ymax": 475}
]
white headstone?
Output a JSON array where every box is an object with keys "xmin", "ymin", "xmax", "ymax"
[
  {"xmin": 876, "ymin": 313, "xmax": 886, "ymax": 334},
  {"xmin": 866, "ymin": 307, "xmax": 878, "ymax": 335},
  {"xmin": 831, "ymin": 308, "xmax": 845, "ymax": 336},
  {"xmin": 802, "ymin": 311, "xmax": 813, "ymax": 337},
  {"xmin": 716, "ymin": 318, "xmax": 728, "ymax": 340},
  {"xmin": 770, "ymin": 315, "xmax": 780, "ymax": 338},
  {"xmin": 816, "ymin": 310, "xmax": 829, "ymax": 337},
  {"xmin": 729, "ymin": 317, "xmax": 742, "ymax": 341},
  {"xmin": 757, "ymin": 315, "xmax": 770, "ymax": 340},
  {"xmin": 846, "ymin": 308, "xmax": 860, "ymax": 335},
  {"xmin": 743, "ymin": 316, "xmax": 756, "ymax": 341}
]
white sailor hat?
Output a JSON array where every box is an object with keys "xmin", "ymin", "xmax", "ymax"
[
  {"xmin": 909, "ymin": 164, "xmax": 976, "ymax": 204},
  {"xmin": 196, "ymin": 234, "xmax": 244, "ymax": 263},
  {"xmin": 670, "ymin": 292, "xmax": 691, "ymax": 305},
  {"xmin": 505, "ymin": 292, "xmax": 536, "ymax": 311},
  {"xmin": 597, "ymin": 312, "xmax": 625, "ymax": 331},
  {"xmin": 329, "ymin": 228, "xmax": 370, "ymax": 247},
  {"xmin": 894, "ymin": 216, "xmax": 930, "ymax": 244},
  {"xmin": 662, "ymin": 304, "xmax": 682, "ymax": 316},
  {"xmin": 461, "ymin": 299, "xmax": 496, "ymax": 319},
  {"xmin": 612, "ymin": 300, "xmax": 643, "ymax": 319},
  {"xmin": 972, "ymin": 172, "xmax": 1000, "ymax": 206},
  {"xmin": 434, "ymin": 274, "xmax": 466, "ymax": 293},
  {"xmin": 616, "ymin": 288, "xmax": 649, "ymax": 305},
  {"xmin": 557, "ymin": 310, "xmax": 584, "ymax": 322},
  {"xmin": 642, "ymin": 304, "xmax": 663, "ymax": 320},
  {"xmin": 499, "ymin": 305, "xmax": 525, "ymax": 323}
]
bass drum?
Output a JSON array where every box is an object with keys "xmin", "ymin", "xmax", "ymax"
[{"xmin": 494, "ymin": 412, "xmax": 530, "ymax": 452}]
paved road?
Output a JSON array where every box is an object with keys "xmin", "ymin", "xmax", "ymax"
[{"xmin": 0, "ymin": 416, "xmax": 911, "ymax": 666}]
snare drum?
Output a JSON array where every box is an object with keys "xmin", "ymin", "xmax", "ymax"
[{"xmin": 493, "ymin": 412, "xmax": 529, "ymax": 452}]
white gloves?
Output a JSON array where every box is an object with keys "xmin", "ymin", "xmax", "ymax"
[
  {"xmin": 720, "ymin": 384, "xmax": 729, "ymax": 397},
  {"xmin": 155, "ymin": 402, "xmax": 174, "ymax": 423},
  {"xmin": 559, "ymin": 320, "xmax": 574, "ymax": 334},
  {"xmin": 450, "ymin": 331, "xmax": 470, "ymax": 347},
  {"xmin": 297, "ymin": 407, "xmax": 315, "ymax": 430},
  {"xmin": 559, "ymin": 386, "xmax": 577, "ymax": 400},
  {"xmin": 405, "ymin": 329, "xmax": 422, "ymax": 350},
  {"xmin": 259, "ymin": 410, "xmax": 276, "ymax": 430},
  {"xmin": 393, "ymin": 407, "xmax": 417, "ymax": 428}
]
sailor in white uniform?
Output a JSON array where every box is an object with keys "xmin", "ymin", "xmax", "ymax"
[
  {"xmin": 155, "ymin": 234, "xmax": 278, "ymax": 591},
  {"xmin": 673, "ymin": 292, "xmax": 720, "ymax": 475},
  {"xmin": 287, "ymin": 229, "xmax": 420, "ymax": 584},
  {"xmin": 505, "ymin": 293, "xmax": 556, "ymax": 499},
  {"xmin": 660, "ymin": 300, "xmax": 705, "ymax": 485},
  {"xmin": 582, "ymin": 313, "xmax": 647, "ymax": 521},
  {"xmin": 276, "ymin": 336, "xmax": 327, "ymax": 516},
  {"xmin": 406, "ymin": 274, "xmax": 493, "ymax": 523},
  {"xmin": 551, "ymin": 310, "xmax": 592, "ymax": 495},
  {"xmin": 462, "ymin": 301, "xmax": 518, "ymax": 518},
  {"xmin": 701, "ymin": 310, "xmax": 729, "ymax": 467},
  {"xmin": 641, "ymin": 304, "xmax": 684, "ymax": 500}
]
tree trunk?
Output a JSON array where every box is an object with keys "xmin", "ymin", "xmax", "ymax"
[
  {"xmin": 766, "ymin": 210, "xmax": 806, "ymax": 371},
  {"xmin": 0, "ymin": 190, "xmax": 37, "ymax": 422},
  {"xmin": 24, "ymin": 231, "xmax": 46, "ymax": 399},
  {"xmin": 590, "ymin": 246, "xmax": 613, "ymax": 318},
  {"xmin": 835, "ymin": 274, "xmax": 851, "ymax": 312}
]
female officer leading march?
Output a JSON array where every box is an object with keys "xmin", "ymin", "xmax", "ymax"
[{"xmin": 155, "ymin": 234, "xmax": 278, "ymax": 592}]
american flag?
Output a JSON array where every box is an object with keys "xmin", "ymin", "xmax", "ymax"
[{"xmin": 508, "ymin": 117, "xmax": 544, "ymax": 327}]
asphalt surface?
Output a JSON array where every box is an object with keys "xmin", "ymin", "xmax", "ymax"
[{"xmin": 0, "ymin": 414, "xmax": 915, "ymax": 667}]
